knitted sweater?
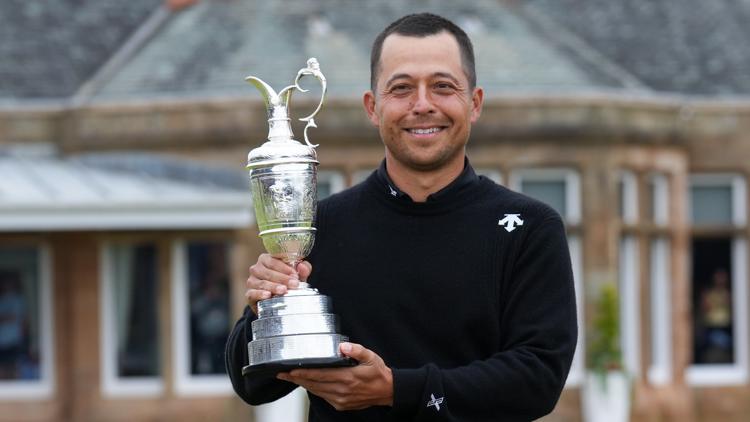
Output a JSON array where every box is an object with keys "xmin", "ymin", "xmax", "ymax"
[{"xmin": 226, "ymin": 162, "xmax": 577, "ymax": 421}]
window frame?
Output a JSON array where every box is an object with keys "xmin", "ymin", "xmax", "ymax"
[
  {"xmin": 99, "ymin": 242, "xmax": 164, "ymax": 398},
  {"xmin": 0, "ymin": 244, "xmax": 55, "ymax": 400},
  {"xmin": 648, "ymin": 237, "xmax": 673, "ymax": 385},
  {"xmin": 509, "ymin": 168, "xmax": 581, "ymax": 225},
  {"xmin": 686, "ymin": 173, "xmax": 749, "ymax": 386},
  {"xmin": 510, "ymin": 168, "xmax": 584, "ymax": 386},
  {"xmin": 170, "ymin": 240, "xmax": 233, "ymax": 396}
]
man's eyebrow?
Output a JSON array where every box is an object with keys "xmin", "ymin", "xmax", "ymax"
[{"xmin": 384, "ymin": 73, "xmax": 412, "ymax": 87}]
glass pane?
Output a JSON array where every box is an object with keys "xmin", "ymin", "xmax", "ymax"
[
  {"xmin": 187, "ymin": 242, "xmax": 231, "ymax": 375},
  {"xmin": 111, "ymin": 244, "xmax": 159, "ymax": 377},
  {"xmin": 691, "ymin": 238, "xmax": 734, "ymax": 364},
  {"xmin": 691, "ymin": 186, "xmax": 732, "ymax": 225},
  {"xmin": 0, "ymin": 247, "xmax": 41, "ymax": 381},
  {"xmin": 521, "ymin": 180, "xmax": 566, "ymax": 216},
  {"xmin": 317, "ymin": 180, "xmax": 333, "ymax": 200}
]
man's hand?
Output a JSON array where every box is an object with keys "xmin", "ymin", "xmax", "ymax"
[
  {"xmin": 245, "ymin": 253, "xmax": 312, "ymax": 315},
  {"xmin": 277, "ymin": 342, "xmax": 394, "ymax": 411}
]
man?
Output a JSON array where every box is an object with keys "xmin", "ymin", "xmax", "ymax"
[{"xmin": 226, "ymin": 13, "xmax": 577, "ymax": 421}]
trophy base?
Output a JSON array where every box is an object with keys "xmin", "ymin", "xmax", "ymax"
[{"xmin": 242, "ymin": 356, "xmax": 356, "ymax": 377}]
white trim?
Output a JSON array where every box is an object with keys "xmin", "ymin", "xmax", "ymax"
[
  {"xmin": 686, "ymin": 238, "xmax": 749, "ymax": 386},
  {"xmin": 0, "ymin": 245, "xmax": 55, "ymax": 400},
  {"xmin": 648, "ymin": 238, "xmax": 673, "ymax": 385},
  {"xmin": 732, "ymin": 177, "xmax": 747, "ymax": 226},
  {"xmin": 619, "ymin": 171, "xmax": 638, "ymax": 225},
  {"xmin": 475, "ymin": 169, "xmax": 503, "ymax": 185},
  {"xmin": 99, "ymin": 243, "xmax": 164, "ymax": 398},
  {"xmin": 317, "ymin": 171, "xmax": 347, "ymax": 197},
  {"xmin": 171, "ymin": 241, "xmax": 233, "ymax": 396},
  {"xmin": 565, "ymin": 236, "xmax": 585, "ymax": 387},
  {"xmin": 619, "ymin": 236, "xmax": 640, "ymax": 378},
  {"xmin": 0, "ymin": 201, "xmax": 252, "ymax": 232},
  {"xmin": 650, "ymin": 173, "xmax": 669, "ymax": 226},
  {"xmin": 510, "ymin": 168, "xmax": 582, "ymax": 225}
]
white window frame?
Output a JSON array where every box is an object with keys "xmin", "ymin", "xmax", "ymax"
[
  {"xmin": 0, "ymin": 245, "xmax": 55, "ymax": 400},
  {"xmin": 650, "ymin": 173, "xmax": 669, "ymax": 226},
  {"xmin": 171, "ymin": 240, "xmax": 233, "ymax": 396},
  {"xmin": 510, "ymin": 168, "xmax": 584, "ymax": 386},
  {"xmin": 565, "ymin": 236, "xmax": 585, "ymax": 387},
  {"xmin": 648, "ymin": 237, "xmax": 673, "ymax": 385},
  {"xmin": 99, "ymin": 242, "xmax": 163, "ymax": 397},
  {"xmin": 619, "ymin": 171, "xmax": 638, "ymax": 225},
  {"xmin": 510, "ymin": 168, "xmax": 581, "ymax": 225},
  {"xmin": 619, "ymin": 236, "xmax": 640, "ymax": 379},
  {"xmin": 317, "ymin": 170, "xmax": 346, "ymax": 197},
  {"xmin": 686, "ymin": 174, "xmax": 748, "ymax": 385}
]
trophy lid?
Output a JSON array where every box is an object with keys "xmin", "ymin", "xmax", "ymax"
[{"xmin": 246, "ymin": 58, "xmax": 325, "ymax": 169}]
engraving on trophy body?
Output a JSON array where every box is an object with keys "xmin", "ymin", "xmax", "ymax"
[{"xmin": 243, "ymin": 58, "xmax": 353, "ymax": 375}]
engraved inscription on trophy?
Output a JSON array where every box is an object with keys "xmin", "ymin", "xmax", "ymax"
[{"xmin": 242, "ymin": 58, "xmax": 353, "ymax": 375}]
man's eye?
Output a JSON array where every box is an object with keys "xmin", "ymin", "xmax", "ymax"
[
  {"xmin": 390, "ymin": 85, "xmax": 412, "ymax": 94},
  {"xmin": 434, "ymin": 82, "xmax": 455, "ymax": 92}
]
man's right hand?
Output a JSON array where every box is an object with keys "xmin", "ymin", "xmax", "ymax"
[{"xmin": 245, "ymin": 253, "xmax": 312, "ymax": 315}]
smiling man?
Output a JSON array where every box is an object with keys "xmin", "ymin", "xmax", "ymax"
[{"xmin": 227, "ymin": 13, "xmax": 577, "ymax": 422}]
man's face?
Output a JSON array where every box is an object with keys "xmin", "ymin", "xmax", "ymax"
[{"xmin": 364, "ymin": 32, "xmax": 483, "ymax": 173}]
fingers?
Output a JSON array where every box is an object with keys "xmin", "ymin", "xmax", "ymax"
[{"xmin": 246, "ymin": 254, "xmax": 308, "ymax": 313}]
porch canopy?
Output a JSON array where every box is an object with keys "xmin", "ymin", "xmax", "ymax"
[{"xmin": 0, "ymin": 151, "xmax": 253, "ymax": 231}]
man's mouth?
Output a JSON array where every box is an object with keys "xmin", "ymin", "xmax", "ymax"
[{"xmin": 407, "ymin": 127, "xmax": 444, "ymax": 135}]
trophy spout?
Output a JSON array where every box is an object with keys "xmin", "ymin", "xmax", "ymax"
[{"xmin": 245, "ymin": 76, "xmax": 296, "ymax": 143}]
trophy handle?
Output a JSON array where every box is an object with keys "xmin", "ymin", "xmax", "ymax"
[{"xmin": 293, "ymin": 58, "xmax": 327, "ymax": 148}]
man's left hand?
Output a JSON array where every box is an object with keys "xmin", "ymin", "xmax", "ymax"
[{"xmin": 276, "ymin": 342, "xmax": 394, "ymax": 411}]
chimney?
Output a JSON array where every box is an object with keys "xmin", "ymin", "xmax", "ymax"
[{"xmin": 166, "ymin": 0, "xmax": 198, "ymax": 12}]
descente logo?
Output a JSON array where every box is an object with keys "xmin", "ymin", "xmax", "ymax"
[{"xmin": 498, "ymin": 214, "xmax": 524, "ymax": 232}]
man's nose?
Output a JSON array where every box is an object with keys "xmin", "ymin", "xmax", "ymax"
[{"xmin": 411, "ymin": 86, "xmax": 435, "ymax": 114}]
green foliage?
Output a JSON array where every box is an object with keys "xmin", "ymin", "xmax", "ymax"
[{"xmin": 588, "ymin": 283, "xmax": 623, "ymax": 375}]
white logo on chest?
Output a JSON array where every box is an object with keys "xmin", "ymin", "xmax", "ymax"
[{"xmin": 498, "ymin": 214, "xmax": 524, "ymax": 232}]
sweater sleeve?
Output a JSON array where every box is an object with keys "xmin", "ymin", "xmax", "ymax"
[
  {"xmin": 225, "ymin": 306, "xmax": 298, "ymax": 405},
  {"xmin": 389, "ymin": 215, "xmax": 578, "ymax": 421}
]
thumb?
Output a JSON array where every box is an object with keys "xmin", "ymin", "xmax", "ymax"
[{"xmin": 340, "ymin": 342, "xmax": 372, "ymax": 363}]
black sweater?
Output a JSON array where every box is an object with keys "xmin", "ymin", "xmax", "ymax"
[{"xmin": 226, "ymin": 163, "xmax": 577, "ymax": 421}]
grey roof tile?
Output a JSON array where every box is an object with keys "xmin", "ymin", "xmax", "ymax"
[
  {"xmin": 0, "ymin": 0, "xmax": 161, "ymax": 100},
  {"xmin": 526, "ymin": 0, "xmax": 750, "ymax": 95}
]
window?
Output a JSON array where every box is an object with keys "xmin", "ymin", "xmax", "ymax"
[
  {"xmin": 317, "ymin": 171, "xmax": 345, "ymax": 200},
  {"xmin": 511, "ymin": 168, "xmax": 584, "ymax": 386},
  {"xmin": 172, "ymin": 240, "xmax": 233, "ymax": 395},
  {"xmin": 511, "ymin": 169, "xmax": 581, "ymax": 225},
  {"xmin": 687, "ymin": 174, "xmax": 748, "ymax": 385},
  {"xmin": 0, "ymin": 245, "xmax": 53, "ymax": 399},
  {"xmin": 100, "ymin": 243, "xmax": 162, "ymax": 396},
  {"xmin": 617, "ymin": 171, "xmax": 640, "ymax": 378}
]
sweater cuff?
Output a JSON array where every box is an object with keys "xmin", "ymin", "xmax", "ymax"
[{"xmin": 390, "ymin": 367, "xmax": 428, "ymax": 417}]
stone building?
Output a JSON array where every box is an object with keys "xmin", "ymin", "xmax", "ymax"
[{"xmin": 1, "ymin": 1, "xmax": 749, "ymax": 421}]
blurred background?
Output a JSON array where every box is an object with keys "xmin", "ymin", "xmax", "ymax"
[{"xmin": 1, "ymin": 0, "xmax": 749, "ymax": 421}]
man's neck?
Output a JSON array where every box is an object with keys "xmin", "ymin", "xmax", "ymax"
[{"xmin": 384, "ymin": 156, "xmax": 465, "ymax": 202}]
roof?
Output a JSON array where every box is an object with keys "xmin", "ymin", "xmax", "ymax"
[
  {"xmin": 2, "ymin": 0, "xmax": 750, "ymax": 102},
  {"xmin": 0, "ymin": 149, "xmax": 252, "ymax": 231},
  {"xmin": 525, "ymin": 0, "xmax": 750, "ymax": 96},
  {"xmin": 92, "ymin": 0, "xmax": 620, "ymax": 101},
  {"xmin": 0, "ymin": 0, "xmax": 161, "ymax": 102}
]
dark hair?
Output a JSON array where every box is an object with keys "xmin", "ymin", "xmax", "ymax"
[{"xmin": 370, "ymin": 13, "xmax": 476, "ymax": 91}]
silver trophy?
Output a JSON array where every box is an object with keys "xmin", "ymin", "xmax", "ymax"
[{"xmin": 242, "ymin": 58, "xmax": 353, "ymax": 376}]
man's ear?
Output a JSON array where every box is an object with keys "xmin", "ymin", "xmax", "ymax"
[
  {"xmin": 470, "ymin": 87, "xmax": 484, "ymax": 123},
  {"xmin": 363, "ymin": 91, "xmax": 380, "ymax": 127}
]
